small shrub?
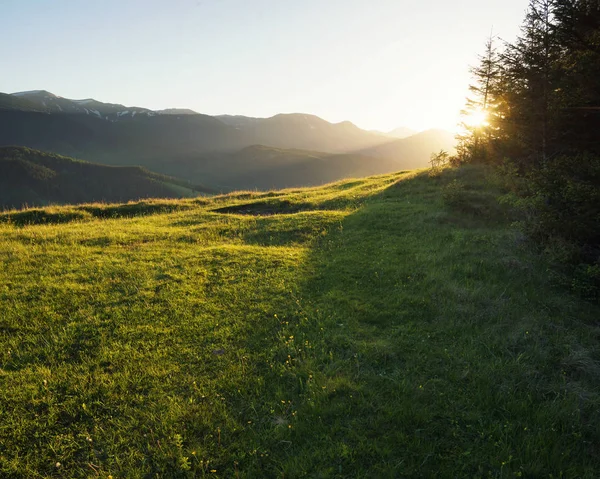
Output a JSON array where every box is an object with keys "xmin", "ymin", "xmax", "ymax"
[
  {"xmin": 442, "ymin": 172, "xmax": 510, "ymax": 221},
  {"xmin": 429, "ymin": 150, "xmax": 450, "ymax": 177},
  {"xmin": 442, "ymin": 179, "xmax": 468, "ymax": 208},
  {"xmin": 489, "ymin": 159, "xmax": 529, "ymax": 196},
  {"xmin": 572, "ymin": 263, "xmax": 600, "ymax": 302}
]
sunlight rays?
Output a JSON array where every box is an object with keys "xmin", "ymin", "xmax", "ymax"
[{"xmin": 462, "ymin": 108, "xmax": 489, "ymax": 128}]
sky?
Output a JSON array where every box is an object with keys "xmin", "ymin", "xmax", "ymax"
[{"xmin": 0, "ymin": 0, "xmax": 527, "ymax": 132}]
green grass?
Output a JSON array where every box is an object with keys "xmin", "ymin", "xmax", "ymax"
[{"xmin": 1, "ymin": 166, "xmax": 599, "ymax": 478}]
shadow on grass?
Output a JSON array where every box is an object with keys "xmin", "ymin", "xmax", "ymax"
[
  {"xmin": 250, "ymin": 165, "xmax": 600, "ymax": 477},
  {"xmin": 212, "ymin": 199, "xmax": 318, "ymax": 216},
  {"xmin": 0, "ymin": 209, "xmax": 90, "ymax": 226},
  {"xmin": 80, "ymin": 202, "xmax": 191, "ymax": 219},
  {"xmin": 3, "ymin": 166, "xmax": 599, "ymax": 477},
  {"xmin": 0, "ymin": 201, "xmax": 193, "ymax": 226}
]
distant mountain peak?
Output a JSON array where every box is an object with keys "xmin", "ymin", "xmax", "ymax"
[
  {"xmin": 216, "ymin": 114, "xmax": 259, "ymax": 120},
  {"xmin": 274, "ymin": 112, "xmax": 321, "ymax": 120},
  {"xmin": 11, "ymin": 90, "xmax": 59, "ymax": 98},
  {"xmin": 334, "ymin": 120, "xmax": 360, "ymax": 129},
  {"xmin": 156, "ymin": 108, "xmax": 199, "ymax": 115},
  {"xmin": 4, "ymin": 90, "xmax": 158, "ymax": 119},
  {"xmin": 384, "ymin": 126, "xmax": 417, "ymax": 139}
]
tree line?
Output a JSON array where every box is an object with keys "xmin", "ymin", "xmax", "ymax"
[{"xmin": 457, "ymin": 0, "xmax": 600, "ymax": 300}]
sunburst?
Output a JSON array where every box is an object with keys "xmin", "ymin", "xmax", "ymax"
[{"xmin": 463, "ymin": 109, "xmax": 489, "ymax": 128}]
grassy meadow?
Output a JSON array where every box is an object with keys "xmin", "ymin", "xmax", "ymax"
[{"xmin": 1, "ymin": 166, "xmax": 599, "ymax": 478}]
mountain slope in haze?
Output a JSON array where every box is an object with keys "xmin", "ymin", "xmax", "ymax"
[
  {"xmin": 359, "ymin": 129, "xmax": 457, "ymax": 169},
  {"xmin": 370, "ymin": 126, "xmax": 417, "ymax": 139},
  {"xmin": 125, "ymin": 128, "xmax": 459, "ymax": 192},
  {"xmin": 0, "ymin": 147, "xmax": 211, "ymax": 210},
  {"xmin": 0, "ymin": 90, "xmax": 393, "ymax": 163},
  {"xmin": 215, "ymin": 114, "xmax": 262, "ymax": 128},
  {"xmin": 235, "ymin": 114, "xmax": 388, "ymax": 153},
  {"xmin": 0, "ymin": 109, "xmax": 238, "ymax": 166},
  {"xmin": 1, "ymin": 89, "xmax": 457, "ymax": 188},
  {"xmin": 216, "ymin": 114, "xmax": 386, "ymax": 152},
  {"xmin": 154, "ymin": 144, "xmax": 409, "ymax": 191},
  {"xmin": 387, "ymin": 126, "xmax": 418, "ymax": 138}
]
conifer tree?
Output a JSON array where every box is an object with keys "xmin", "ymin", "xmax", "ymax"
[
  {"xmin": 499, "ymin": 0, "xmax": 560, "ymax": 164},
  {"xmin": 456, "ymin": 33, "xmax": 501, "ymax": 163},
  {"xmin": 551, "ymin": 0, "xmax": 600, "ymax": 154}
]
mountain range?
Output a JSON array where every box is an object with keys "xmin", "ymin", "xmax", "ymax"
[
  {"xmin": 370, "ymin": 126, "xmax": 417, "ymax": 139},
  {"xmin": 0, "ymin": 90, "xmax": 456, "ymax": 194}
]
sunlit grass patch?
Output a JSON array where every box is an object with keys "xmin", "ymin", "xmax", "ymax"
[{"xmin": 1, "ymin": 167, "xmax": 599, "ymax": 477}]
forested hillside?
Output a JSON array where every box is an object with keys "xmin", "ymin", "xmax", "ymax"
[
  {"xmin": 0, "ymin": 147, "xmax": 210, "ymax": 210},
  {"xmin": 456, "ymin": 0, "xmax": 600, "ymax": 301}
]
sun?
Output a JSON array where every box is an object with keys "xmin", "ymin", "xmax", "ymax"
[{"xmin": 462, "ymin": 109, "xmax": 489, "ymax": 128}]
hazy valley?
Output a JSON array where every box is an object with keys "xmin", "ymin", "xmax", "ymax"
[{"xmin": 0, "ymin": 90, "xmax": 455, "ymax": 206}]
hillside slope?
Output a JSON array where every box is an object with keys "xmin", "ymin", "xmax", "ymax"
[
  {"xmin": 0, "ymin": 109, "xmax": 237, "ymax": 165},
  {"xmin": 1, "ymin": 90, "xmax": 457, "ymax": 189},
  {"xmin": 0, "ymin": 91, "xmax": 391, "ymax": 163},
  {"xmin": 2, "ymin": 166, "xmax": 597, "ymax": 477},
  {"xmin": 359, "ymin": 128, "xmax": 457, "ymax": 168},
  {"xmin": 1, "ymin": 90, "xmax": 457, "ymax": 174},
  {"xmin": 0, "ymin": 92, "xmax": 44, "ymax": 112},
  {"xmin": 158, "ymin": 144, "xmax": 410, "ymax": 191},
  {"xmin": 0, "ymin": 147, "xmax": 211, "ymax": 209}
]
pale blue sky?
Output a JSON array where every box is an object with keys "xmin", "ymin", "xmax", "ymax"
[{"xmin": 0, "ymin": 0, "xmax": 527, "ymax": 131}]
